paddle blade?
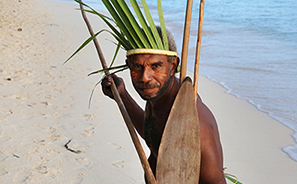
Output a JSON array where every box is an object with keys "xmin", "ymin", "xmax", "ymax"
[{"xmin": 156, "ymin": 77, "xmax": 200, "ymax": 184}]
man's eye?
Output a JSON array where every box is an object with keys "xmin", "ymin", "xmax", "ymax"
[
  {"xmin": 152, "ymin": 64, "xmax": 160, "ymax": 69},
  {"xmin": 134, "ymin": 64, "xmax": 142, "ymax": 68}
]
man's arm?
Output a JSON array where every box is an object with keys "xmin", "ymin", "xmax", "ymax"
[
  {"xmin": 197, "ymin": 99, "xmax": 226, "ymax": 184},
  {"xmin": 199, "ymin": 122, "xmax": 226, "ymax": 184},
  {"xmin": 101, "ymin": 75, "xmax": 145, "ymax": 137}
]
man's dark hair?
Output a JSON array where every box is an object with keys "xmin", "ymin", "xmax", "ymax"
[
  {"xmin": 155, "ymin": 26, "xmax": 178, "ymax": 70},
  {"xmin": 155, "ymin": 26, "xmax": 177, "ymax": 53},
  {"xmin": 127, "ymin": 26, "xmax": 179, "ymax": 73}
]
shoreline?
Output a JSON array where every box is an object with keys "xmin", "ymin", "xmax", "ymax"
[
  {"xmin": 201, "ymin": 74, "xmax": 297, "ymax": 154},
  {"xmin": 1, "ymin": 0, "xmax": 297, "ymax": 183},
  {"xmin": 202, "ymin": 75, "xmax": 297, "ymax": 161},
  {"xmin": 195, "ymin": 75, "xmax": 297, "ymax": 183}
]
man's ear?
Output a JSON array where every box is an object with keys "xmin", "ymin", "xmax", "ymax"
[
  {"xmin": 170, "ymin": 56, "xmax": 180, "ymax": 76},
  {"xmin": 125, "ymin": 58, "xmax": 130, "ymax": 68}
]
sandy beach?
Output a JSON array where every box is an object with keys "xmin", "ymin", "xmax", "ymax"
[{"xmin": 1, "ymin": 0, "xmax": 297, "ymax": 183}]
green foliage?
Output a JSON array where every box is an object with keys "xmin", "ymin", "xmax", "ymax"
[
  {"xmin": 130, "ymin": 0, "xmax": 157, "ymax": 49},
  {"xmin": 139, "ymin": 0, "xmax": 164, "ymax": 50},
  {"xmin": 157, "ymin": 0, "xmax": 168, "ymax": 50},
  {"xmin": 225, "ymin": 174, "xmax": 243, "ymax": 184},
  {"xmin": 65, "ymin": 0, "xmax": 170, "ymax": 76}
]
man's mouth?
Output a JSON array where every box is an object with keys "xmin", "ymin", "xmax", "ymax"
[
  {"xmin": 137, "ymin": 83, "xmax": 159, "ymax": 89},
  {"xmin": 135, "ymin": 82, "xmax": 160, "ymax": 96},
  {"xmin": 142, "ymin": 87, "xmax": 156, "ymax": 94}
]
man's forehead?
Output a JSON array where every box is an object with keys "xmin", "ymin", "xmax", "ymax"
[{"xmin": 130, "ymin": 54, "xmax": 168, "ymax": 62}]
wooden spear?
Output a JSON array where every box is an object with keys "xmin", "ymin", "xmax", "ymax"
[
  {"xmin": 180, "ymin": 0, "xmax": 194, "ymax": 84},
  {"xmin": 194, "ymin": 0, "xmax": 205, "ymax": 96},
  {"xmin": 78, "ymin": 1, "xmax": 156, "ymax": 184}
]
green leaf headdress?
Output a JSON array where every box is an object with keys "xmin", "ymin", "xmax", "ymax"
[{"xmin": 66, "ymin": 0, "xmax": 178, "ymax": 74}]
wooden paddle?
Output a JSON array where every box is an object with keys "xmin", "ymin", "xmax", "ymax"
[
  {"xmin": 156, "ymin": 0, "xmax": 205, "ymax": 183},
  {"xmin": 156, "ymin": 77, "xmax": 200, "ymax": 183},
  {"xmin": 78, "ymin": 1, "xmax": 156, "ymax": 184}
]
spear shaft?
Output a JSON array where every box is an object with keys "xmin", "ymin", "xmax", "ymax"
[
  {"xmin": 78, "ymin": 1, "xmax": 156, "ymax": 183},
  {"xmin": 180, "ymin": 0, "xmax": 194, "ymax": 84},
  {"xmin": 194, "ymin": 0, "xmax": 205, "ymax": 97}
]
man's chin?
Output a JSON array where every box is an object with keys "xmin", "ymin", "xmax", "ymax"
[
  {"xmin": 140, "ymin": 96, "xmax": 152, "ymax": 101},
  {"xmin": 138, "ymin": 92, "xmax": 156, "ymax": 101},
  {"xmin": 140, "ymin": 93, "xmax": 162, "ymax": 101},
  {"xmin": 136, "ymin": 90, "xmax": 157, "ymax": 101}
]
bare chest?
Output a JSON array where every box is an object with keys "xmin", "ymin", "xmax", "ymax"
[{"xmin": 144, "ymin": 108, "xmax": 168, "ymax": 157}]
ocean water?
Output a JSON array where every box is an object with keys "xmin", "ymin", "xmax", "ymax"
[{"xmin": 60, "ymin": 0, "xmax": 297, "ymax": 161}]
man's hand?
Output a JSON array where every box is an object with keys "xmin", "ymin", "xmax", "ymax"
[{"xmin": 101, "ymin": 74, "xmax": 125, "ymax": 99}]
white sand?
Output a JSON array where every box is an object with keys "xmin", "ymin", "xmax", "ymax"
[
  {"xmin": 1, "ymin": 0, "xmax": 296, "ymax": 183},
  {"xmin": 197, "ymin": 75, "xmax": 297, "ymax": 183},
  {"xmin": 1, "ymin": 0, "xmax": 145, "ymax": 183}
]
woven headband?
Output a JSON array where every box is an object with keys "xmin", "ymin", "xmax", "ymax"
[{"xmin": 126, "ymin": 49, "xmax": 178, "ymax": 57}]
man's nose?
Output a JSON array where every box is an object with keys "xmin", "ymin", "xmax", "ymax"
[{"xmin": 141, "ymin": 67, "xmax": 153, "ymax": 82}]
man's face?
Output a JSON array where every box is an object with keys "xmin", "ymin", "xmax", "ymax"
[{"xmin": 127, "ymin": 54, "xmax": 175, "ymax": 101}]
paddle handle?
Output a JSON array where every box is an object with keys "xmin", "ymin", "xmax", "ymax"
[
  {"xmin": 78, "ymin": 2, "xmax": 156, "ymax": 184},
  {"xmin": 180, "ymin": 0, "xmax": 194, "ymax": 85},
  {"xmin": 194, "ymin": 0, "xmax": 205, "ymax": 97}
]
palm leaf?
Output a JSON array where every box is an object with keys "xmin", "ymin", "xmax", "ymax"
[
  {"xmin": 140, "ymin": 0, "xmax": 164, "ymax": 50},
  {"xmin": 109, "ymin": 42, "xmax": 121, "ymax": 68},
  {"xmin": 101, "ymin": 0, "xmax": 138, "ymax": 48},
  {"xmin": 88, "ymin": 65, "xmax": 128, "ymax": 108},
  {"xmin": 104, "ymin": 29, "xmax": 131, "ymax": 50},
  {"xmin": 116, "ymin": 0, "xmax": 151, "ymax": 48},
  {"xmin": 88, "ymin": 64, "xmax": 128, "ymax": 76},
  {"xmin": 64, "ymin": 29, "xmax": 103, "ymax": 64},
  {"xmin": 157, "ymin": 0, "xmax": 168, "ymax": 50},
  {"xmin": 130, "ymin": 0, "xmax": 158, "ymax": 49},
  {"xmin": 225, "ymin": 174, "xmax": 243, "ymax": 184},
  {"xmin": 74, "ymin": 0, "xmax": 132, "ymax": 49},
  {"xmin": 110, "ymin": 0, "xmax": 150, "ymax": 49},
  {"xmin": 64, "ymin": 28, "xmax": 129, "ymax": 64}
]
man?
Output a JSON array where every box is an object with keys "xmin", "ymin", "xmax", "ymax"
[{"xmin": 101, "ymin": 29, "xmax": 226, "ymax": 183}]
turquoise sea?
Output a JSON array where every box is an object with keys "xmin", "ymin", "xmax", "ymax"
[{"xmin": 60, "ymin": 0, "xmax": 297, "ymax": 161}]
